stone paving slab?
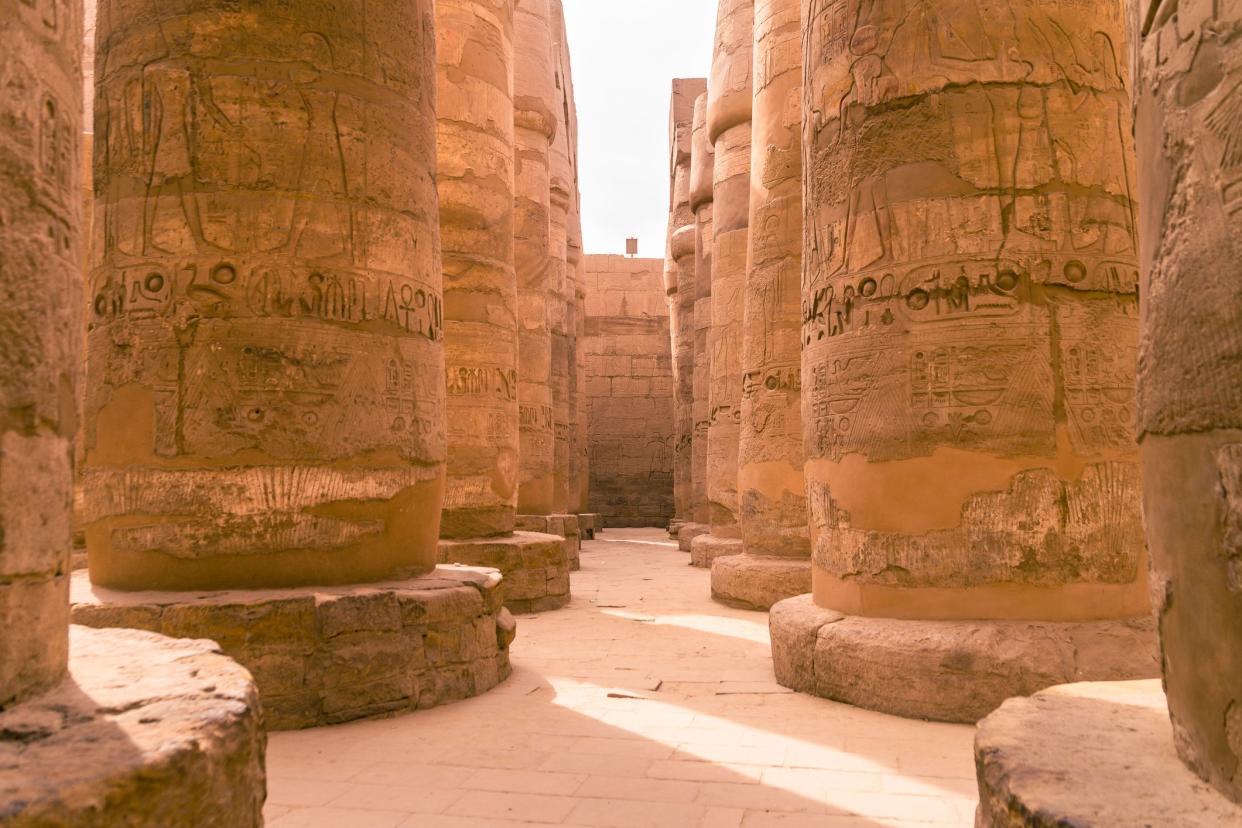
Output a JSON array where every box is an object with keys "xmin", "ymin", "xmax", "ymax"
[{"xmin": 264, "ymin": 528, "xmax": 979, "ymax": 826}]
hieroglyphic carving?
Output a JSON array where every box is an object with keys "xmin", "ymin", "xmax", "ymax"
[
  {"xmin": 801, "ymin": 0, "xmax": 1143, "ymax": 603},
  {"xmin": 84, "ymin": 0, "xmax": 445, "ymax": 590}
]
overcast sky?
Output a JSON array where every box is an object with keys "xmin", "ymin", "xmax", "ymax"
[{"xmin": 564, "ymin": 0, "xmax": 717, "ymax": 257}]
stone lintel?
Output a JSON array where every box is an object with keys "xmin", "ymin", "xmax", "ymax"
[
  {"xmin": 769, "ymin": 595, "xmax": 1159, "ymax": 723},
  {"xmin": 439, "ymin": 532, "xmax": 570, "ymax": 614},
  {"xmin": 0, "ymin": 626, "xmax": 265, "ymax": 826},
  {"xmin": 710, "ymin": 554, "xmax": 811, "ymax": 611},
  {"xmin": 676, "ymin": 522, "xmax": 710, "ymax": 552},
  {"xmin": 689, "ymin": 534, "xmax": 743, "ymax": 568},
  {"xmin": 70, "ymin": 566, "xmax": 515, "ymax": 730},
  {"xmin": 975, "ymin": 680, "xmax": 1242, "ymax": 826}
]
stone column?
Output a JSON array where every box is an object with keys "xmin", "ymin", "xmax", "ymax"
[
  {"xmin": 548, "ymin": 0, "xmax": 573, "ymax": 516},
  {"xmin": 712, "ymin": 0, "xmax": 811, "ymax": 609},
  {"xmin": 771, "ymin": 0, "xmax": 1156, "ymax": 723},
  {"xmin": 437, "ymin": 0, "xmax": 519, "ymax": 540},
  {"xmin": 514, "ymin": 0, "xmax": 557, "ymax": 516},
  {"xmin": 1, "ymin": 4, "xmax": 264, "ymax": 820},
  {"xmin": 1136, "ymin": 0, "xmax": 1242, "ymax": 804},
  {"xmin": 692, "ymin": 0, "xmax": 754, "ymax": 567},
  {"xmin": 671, "ymin": 78, "xmax": 705, "ymax": 539},
  {"xmin": 84, "ymin": 0, "xmax": 445, "ymax": 591},
  {"xmin": 0, "ymin": 0, "xmax": 81, "ymax": 712},
  {"xmin": 433, "ymin": 0, "xmax": 570, "ymax": 611},
  {"xmin": 74, "ymin": 0, "xmax": 516, "ymax": 728},
  {"xmin": 689, "ymin": 93, "xmax": 715, "ymax": 533}
]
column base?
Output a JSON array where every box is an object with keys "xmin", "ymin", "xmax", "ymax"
[
  {"xmin": 439, "ymin": 532, "xmax": 570, "ymax": 614},
  {"xmin": 711, "ymin": 554, "xmax": 811, "ymax": 611},
  {"xmin": 516, "ymin": 514, "xmax": 581, "ymax": 571},
  {"xmin": 769, "ymin": 594, "xmax": 1159, "ymax": 723},
  {"xmin": 689, "ymin": 534, "xmax": 742, "ymax": 568},
  {"xmin": 70, "ymin": 566, "xmax": 516, "ymax": 731},
  {"xmin": 0, "ymin": 626, "xmax": 265, "ymax": 826},
  {"xmin": 578, "ymin": 513, "xmax": 602, "ymax": 539},
  {"xmin": 668, "ymin": 519, "xmax": 686, "ymax": 538},
  {"xmin": 675, "ymin": 522, "xmax": 709, "ymax": 551},
  {"xmin": 975, "ymin": 680, "xmax": 1242, "ymax": 826}
]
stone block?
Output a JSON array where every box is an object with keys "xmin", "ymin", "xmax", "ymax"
[
  {"xmin": 0, "ymin": 627, "xmax": 265, "ymax": 826},
  {"xmin": 70, "ymin": 566, "xmax": 515, "ymax": 730},
  {"xmin": 974, "ymin": 680, "xmax": 1242, "ymax": 826},
  {"xmin": 689, "ymin": 534, "xmax": 742, "ymax": 568},
  {"xmin": 676, "ymin": 522, "xmax": 708, "ymax": 551},
  {"xmin": 711, "ymin": 554, "xmax": 811, "ymax": 611}
]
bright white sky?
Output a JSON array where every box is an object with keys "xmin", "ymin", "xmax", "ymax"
[{"xmin": 564, "ymin": 0, "xmax": 717, "ymax": 257}]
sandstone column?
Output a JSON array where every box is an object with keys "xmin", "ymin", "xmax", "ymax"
[
  {"xmin": 771, "ymin": 0, "xmax": 1156, "ymax": 722},
  {"xmin": 433, "ymin": 0, "xmax": 570, "ymax": 611},
  {"xmin": 1136, "ymin": 0, "xmax": 1242, "ymax": 803},
  {"xmin": 689, "ymin": 93, "xmax": 715, "ymax": 533},
  {"xmin": 670, "ymin": 78, "xmax": 706, "ymax": 540},
  {"xmin": 514, "ymin": 0, "xmax": 557, "ymax": 516},
  {"xmin": 437, "ymin": 0, "xmax": 520, "ymax": 540},
  {"xmin": 1, "ymin": 4, "xmax": 264, "ymax": 819},
  {"xmin": 0, "ymin": 0, "xmax": 81, "ymax": 712},
  {"xmin": 548, "ymin": 3, "xmax": 573, "ymax": 516},
  {"xmin": 74, "ymin": 0, "xmax": 516, "ymax": 727},
  {"xmin": 712, "ymin": 0, "xmax": 810, "ymax": 609},
  {"xmin": 84, "ymin": 0, "xmax": 445, "ymax": 591},
  {"xmin": 692, "ymin": 0, "xmax": 754, "ymax": 567}
]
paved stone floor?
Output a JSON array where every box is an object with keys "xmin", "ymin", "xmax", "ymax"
[{"xmin": 266, "ymin": 529, "xmax": 978, "ymax": 827}]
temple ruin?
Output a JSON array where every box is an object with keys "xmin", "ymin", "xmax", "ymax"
[{"xmin": 2, "ymin": 0, "xmax": 1240, "ymax": 824}]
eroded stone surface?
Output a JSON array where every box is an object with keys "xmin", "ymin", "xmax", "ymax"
[
  {"xmin": 705, "ymin": 0, "xmax": 753, "ymax": 538},
  {"xmin": 0, "ymin": 626, "xmax": 265, "ymax": 827},
  {"xmin": 975, "ymin": 681, "xmax": 1242, "ymax": 826},
  {"xmin": 439, "ymin": 532, "xmax": 569, "ymax": 614},
  {"xmin": 517, "ymin": 513, "xmax": 581, "ymax": 571},
  {"xmin": 676, "ymin": 522, "xmax": 710, "ymax": 552},
  {"xmin": 689, "ymin": 93, "xmax": 715, "ymax": 528},
  {"xmin": 689, "ymin": 535, "xmax": 744, "ymax": 569},
  {"xmin": 84, "ymin": 0, "xmax": 445, "ymax": 591},
  {"xmin": 437, "ymin": 0, "xmax": 520, "ymax": 540},
  {"xmin": 70, "ymin": 566, "xmax": 514, "ymax": 730},
  {"xmin": 799, "ymin": 0, "xmax": 1146, "ymax": 632},
  {"xmin": 1137, "ymin": 0, "xmax": 1242, "ymax": 804},
  {"xmin": 769, "ymin": 595, "xmax": 1157, "ymax": 723},
  {"xmin": 582, "ymin": 256, "xmax": 676, "ymax": 528},
  {"xmin": 0, "ymin": 0, "xmax": 81, "ymax": 712},
  {"xmin": 737, "ymin": 0, "xmax": 808, "ymax": 561},
  {"xmin": 711, "ymin": 554, "xmax": 810, "ymax": 611}
]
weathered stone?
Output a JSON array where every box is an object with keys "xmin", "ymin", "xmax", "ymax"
[
  {"xmin": 578, "ymin": 513, "xmax": 602, "ymax": 539},
  {"xmin": 677, "ymin": 522, "xmax": 710, "ymax": 552},
  {"xmin": 975, "ymin": 681, "xmax": 1242, "ymax": 826},
  {"xmin": 1137, "ymin": 0, "xmax": 1242, "ymax": 804},
  {"xmin": 70, "ymin": 566, "xmax": 514, "ymax": 730},
  {"xmin": 689, "ymin": 93, "xmax": 715, "ymax": 528},
  {"xmin": 0, "ymin": 626, "xmax": 265, "ymax": 827},
  {"xmin": 737, "ymin": 0, "xmax": 809, "ymax": 564},
  {"xmin": 515, "ymin": 0, "xmax": 558, "ymax": 514},
  {"xmin": 703, "ymin": 0, "xmax": 753, "ymax": 548},
  {"xmin": 711, "ymin": 554, "xmax": 810, "ymax": 611},
  {"xmin": 768, "ymin": 594, "xmax": 1158, "ymax": 724},
  {"xmin": 0, "ymin": 0, "xmax": 81, "ymax": 712},
  {"xmin": 438, "ymin": 532, "xmax": 569, "ymax": 612},
  {"xmin": 582, "ymin": 256, "xmax": 676, "ymax": 527},
  {"xmin": 436, "ymin": 0, "xmax": 520, "ymax": 539},
  {"xmin": 690, "ymin": 534, "xmax": 743, "ymax": 568},
  {"xmin": 83, "ymin": 0, "xmax": 446, "ymax": 591}
]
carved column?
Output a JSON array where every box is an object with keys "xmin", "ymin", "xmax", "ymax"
[
  {"xmin": 671, "ymin": 78, "xmax": 704, "ymax": 533},
  {"xmin": 714, "ymin": 0, "xmax": 810, "ymax": 609},
  {"xmin": 514, "ymin": 0, "xmax": 557, "ymax": 515},
  {"xmin": 694, "ymin": 0, "xmax": 754, "ymax": 566},
  {"xmin": 84, "ymin": 0, "xmax": 445, "ymax": 591},
  {"xmin": 548, "ymin": 0, "xmax": 572, "ymax": 515},
  {"xmin": 0, "ymin": 0, "xmax": 81, "ymax": 709},
  {"xmin": 437, "ymin": 0, "xmax": 518, "ymax": 539},
  {"xmin": 690, "ymin": 93, "xmax": 714, "ymax": 530},
  {"xmin": 1137, "ymin": 0, "xmax": 1242, "ymax": 804},
  {"xmin": 771, "ymin": 0, "xmax": 1156, "ymax": 723}
]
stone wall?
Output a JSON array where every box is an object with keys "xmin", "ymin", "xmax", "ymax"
[{"xmin": 583, "ymin": 255, "xmax": 675, "ymax": 527}]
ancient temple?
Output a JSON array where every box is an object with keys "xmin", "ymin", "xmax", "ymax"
[{"xmin": 2, "ymin": 0, "xmax": 1240, "ymax": 824}]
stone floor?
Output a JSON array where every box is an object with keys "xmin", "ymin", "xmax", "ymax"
[{"xmin": 265, "ymin": 528, "xmax": 978, "ymax": 827}]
